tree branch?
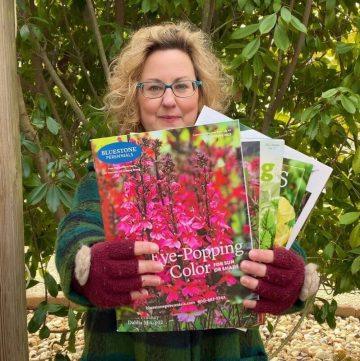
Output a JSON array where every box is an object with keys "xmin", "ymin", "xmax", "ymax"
[
  {"xmin": 115, "ymin": 0, "xmax": 125, "ymax": 27},
  {"xmin": 18, "ymin": 78, "xmax": 65, "ymax": 221},
  {"xmin": 63, "ymin": 10, "xmax": 102, "ymax": 105},
  {"xmin": 86, "ymin": 0, "xmax": 110, "ymax": 84},
  {"xmin": 262, "ymin": 0, "xmax": 313, "ymax": 134},
  {"xmin": 201, "ymin": 0, "xmax": 216, "ymax": 33}
]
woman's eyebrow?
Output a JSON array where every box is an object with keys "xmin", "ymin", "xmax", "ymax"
[{"xmin": 141, "ymin": 76, "xmax": 191, "ymax": 82}]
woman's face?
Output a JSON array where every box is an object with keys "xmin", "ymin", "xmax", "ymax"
[{"xmin": 137, "ymin": 49, "xmax": 200, "ymax": 132}]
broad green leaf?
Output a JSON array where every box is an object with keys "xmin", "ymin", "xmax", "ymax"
[
  {"xmin": 20, "ymin": 24, "xmax": 30, "ymax": 40},
  {"xmin": 22, "ymin": 155, "xmax": 31, "ymax": 178},
  {"xmin": 253, "ymin": 53, "xmax": 264, "ymax": 76},
  {"xmin": 349, "ymin": 224, "xmax": 360, "ymax": 249},
  {"xmin": 323, "ymin": 242, "xmax": 335, "ymax": 260},
  {"xmin": 280, "ymin": 7, "xmax": 292, "ymax": 23},
  {"xmin": 340, "ymin": 95, "xmax": 356, "ymax": 114},
  {"xmin": 28, "ymin": 303, "xmax": 47, "ymax": 333},
  {"xmin": 336, "ymin": 42, "xmax": 355, "ymax": 55},
  {"xmin": 353, "ymin": 147, "xmax": 360, "ymax": 175},
  {"xmin": 339, "ymin": 212, "xmax": 360, "ymax": 225},
  {"xmin": 242, "ymin": 63, "xmax": 253, "ymax": 89},
  {"xmin": 259, "ymin": 13, "xmax": 277, "ymax": 34},
  {"xmin": 38, "ymin": 96, "xmax": 47, "ymax": 110},
  {"xmin": 27, "ymin": 183, "xmax": 47, "ymax": 205},
  {"xmin": 231, "ymin": 24, "xmax": 259, "ymax": 39},
  {"xmin": 326, "ymin": 0, "xmax": 336, "ymax": 12},
  {"xmin": 47, "ymin": 304, "xmax": 65, "ymax": 313},
  {"xmin": 68, "ymin": 309, "xmax": 78, "ymax": 332},
  {"xmin": 57, "ymin": 187, "xmax": 74, "ymax": 209},
  {"xmin": 22, "ymin": 139, "xmax": 40, "ymax": 154},
  {"xmin": 241, "ymin": 38, "xmax": 260, "ymax": 60},
  {"xmin": 46, "ymin": 184, "xmax": 61, "ymax": 213},
  {"xmin": 32, "ymin": 116, "xmax": 45, "ymax": 129},
  {"xmin": 272, "ymin": 0, "xmax": 281, "ymax": 12},
  {"xmin": 141, "ymin": 0, "xmax": 151, "ymax": 13},
  {"xmin": 351, "ymin": 255, "xmax": 360, "ymax": 274},
  {"xmin": 261, "ymin": 52, "xmax": 277, "ymax": 72},
  {"xmin": 290, "ymin": 16, "xmax": 307, "ymax": 33},
  {"xmin": 321, "ymin": 88, "xmax": 338, "ymax": 98},
  {"xmin": 46, "ymin": 116, "xmax": 61, "ymax": 135},
  {"xmin": 44, "ymin": 272, "xmax": 58, "ymax": 297},
  {"xmin": 237, "ymin": 0, "xmax": 247, "ymax": 10},
  {"xmin": 39, "ymin": 325, "xmax": 50, "ymax": 339},
  {"xmin": 274, "ymin": 24, "xmax": 290, "ymax": 51}
]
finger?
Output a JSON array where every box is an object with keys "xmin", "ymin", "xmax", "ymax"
[
  {"xmin": 134, "ymin": 241, "xmax": 159, "ymax": 256},
  {"xmin": 240, "ymin": 275, "xmax": 259, "ymax": 291},
  {"xmin": 138, "ymin": 259, "xmax": 164, "ymax": 274},
  {"xmin": 130, "ymin": 289, "xmax": 149, "ymax": 301},
  {"xmin": 243, "ymin": 299, "xmax": 257, "ymax": 309},
  {"xmin": 141, "ymin": 274, "xmax": 163, "ymax": 287},
  {"xmin": 240, "ymin": 260, "xmax": 267, "ymax": 277},
  {"xmin": 248, "ymin": 249, "xmax": 274, "ymax": 264}
]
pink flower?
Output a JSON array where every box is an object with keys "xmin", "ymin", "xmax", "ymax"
[{"xmin": 173, "ymin": 305, "xmax": 207, "ymax": 323}]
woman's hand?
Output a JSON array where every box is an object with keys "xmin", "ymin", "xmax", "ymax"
[
  {"xmin": 239, "ymin": 247, "xmax": 305, "ymax": 315},
  {"xmin": 73, "ymin": 240, "xmax": 163, "ymax": 308}
]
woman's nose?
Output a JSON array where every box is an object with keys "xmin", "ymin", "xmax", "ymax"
[{"xmin": 161, "ymin": 88, "xmax": 177, "ymax": 107}]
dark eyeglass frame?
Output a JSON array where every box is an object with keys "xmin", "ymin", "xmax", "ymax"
[{"xmin": 136, "ymin": 80, "xmax": 202, "ymax": 99}]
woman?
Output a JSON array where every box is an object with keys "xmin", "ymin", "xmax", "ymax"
[{"xmin": 56, "ymin": 22, "xmax": 319, "ymax": 361}]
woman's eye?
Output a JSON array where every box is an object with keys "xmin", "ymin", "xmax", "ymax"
[
  {"xmin": 174, "ymin": 82, "xmax": 190, "ymax": 91},
  {"xmin": 147, "ymin": 84, "xmax": 163, "ymax": 92}
]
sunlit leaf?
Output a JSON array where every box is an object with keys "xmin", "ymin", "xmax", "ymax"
[
  {"xmin": 349, "ymin": 224, "xmax": 360, "ymax": 249},
  {"xmin": 241, "ymin": 38, "xmax": 260, "ymax": 60},
  {"xmin": 280, "ymin": 7, "xmax": 292, "ymax": 23},
  {"xmin": 339, "ymin": 212, "xmax": 360, "ymax": 225},
  {"xmin": 259, "ymin": 13, "xmax": 277, "ymax": 34},
  {"xmin": 231, "ymin": 24, "xmax": 259, "ymax": 39},
  {"xmin": 290, "ymin": 16, "xmax": 307, "ymax": 33}
]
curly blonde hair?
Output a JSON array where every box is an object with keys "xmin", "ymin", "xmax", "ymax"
[{"xmin": 104, "ymin": 22, "xmax": 232, "ymax": 134}]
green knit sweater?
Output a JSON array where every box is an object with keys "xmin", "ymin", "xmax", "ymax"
[{"xmin": 55, "ymin": 166, "xmax": 305, "ymax": 361}]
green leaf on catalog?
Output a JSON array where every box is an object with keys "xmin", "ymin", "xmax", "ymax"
[
  {"xmin": 46, "ymin": 116, "xmax": 61, "ymax": 135},
  {"xmin": 27, "ymin": 183, "xmax": 47, "ymax": 205},
  {"xmin": 259, "ymin": 13, "xmax": 277, "ymax": 34},
  {"xmin": 349, "ymin": 224, "xmax": 360, "ymax": 249},
  {"xmin": 339, "ymin": 212, "xmax": 360, "ymax": 225},
  {"xmin": 340, "ymin": 95, "xmax": 356, "ymax": 114},
  {"xmin": 351, "ymin": 255, "xmax": 360, "ymax": 274},
  {"xmin": 290, "ymin": 16, "xmax": 307, "ymax": 33},
  {"xmin": 280, "ymin": 7, "xmax": 292, "ymax": 23},
  {"xmin": 241, "ymin": 37, "xmax": 260, "ymax": 60},
  {"xmin": 353, "ymin": 147, "xmax": 360, "ymax": 175},
  {"xmin": 231, "ymin": 24, "xmax": 259, "ymax": 39},
  {"xmin": 44, "ymin": 272, "xmax": 58, "ymax": 297},
  {"xmin": 274, "ymin": 24, "xmax": 290, "ymax": 51}
]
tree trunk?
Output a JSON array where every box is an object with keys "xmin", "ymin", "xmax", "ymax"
[{"xmin": 0, "ymin": 2, "xmax": 29, "ymax": 361}]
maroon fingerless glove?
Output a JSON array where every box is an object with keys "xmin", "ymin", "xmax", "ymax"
[
  {"xmin": 72, "ymin": 240, "xmax": 142, "ymax": 308},
  {"xmin": 253, "ymin": 247, "xmax": 305, "ymax": 315}
]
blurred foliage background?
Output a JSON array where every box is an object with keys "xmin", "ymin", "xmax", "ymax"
[{"xmin": 17, "ymin": 0, "xmax": 359, "ymax": 359}]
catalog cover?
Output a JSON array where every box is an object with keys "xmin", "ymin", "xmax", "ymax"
[
  {"xmin": 241, "ymin": 140, "xmax": 284, "ymax": 249},
  {"xmin": 258, "ymin": 140, "xmax": 284, "ymax": 249},
  {"xmin": 196, "ymin": 106, "xmax": 333, "ymax": 249},
  {"xmin": 274, "ymin": 159, "xmax": 313, "ymax": 247},
  {"xmin": 91, "ymin": 120, "xmax": 260, "ymax": 332}
]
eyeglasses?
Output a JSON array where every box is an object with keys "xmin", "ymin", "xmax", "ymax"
[{"xmin": 136, "ymin": 80, "xmax": 202, "ymax": 99}]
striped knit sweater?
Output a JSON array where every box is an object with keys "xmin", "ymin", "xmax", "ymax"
[{"xmin": 55, "ymin": 165, "xmax": 305, "ymax": 361}]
